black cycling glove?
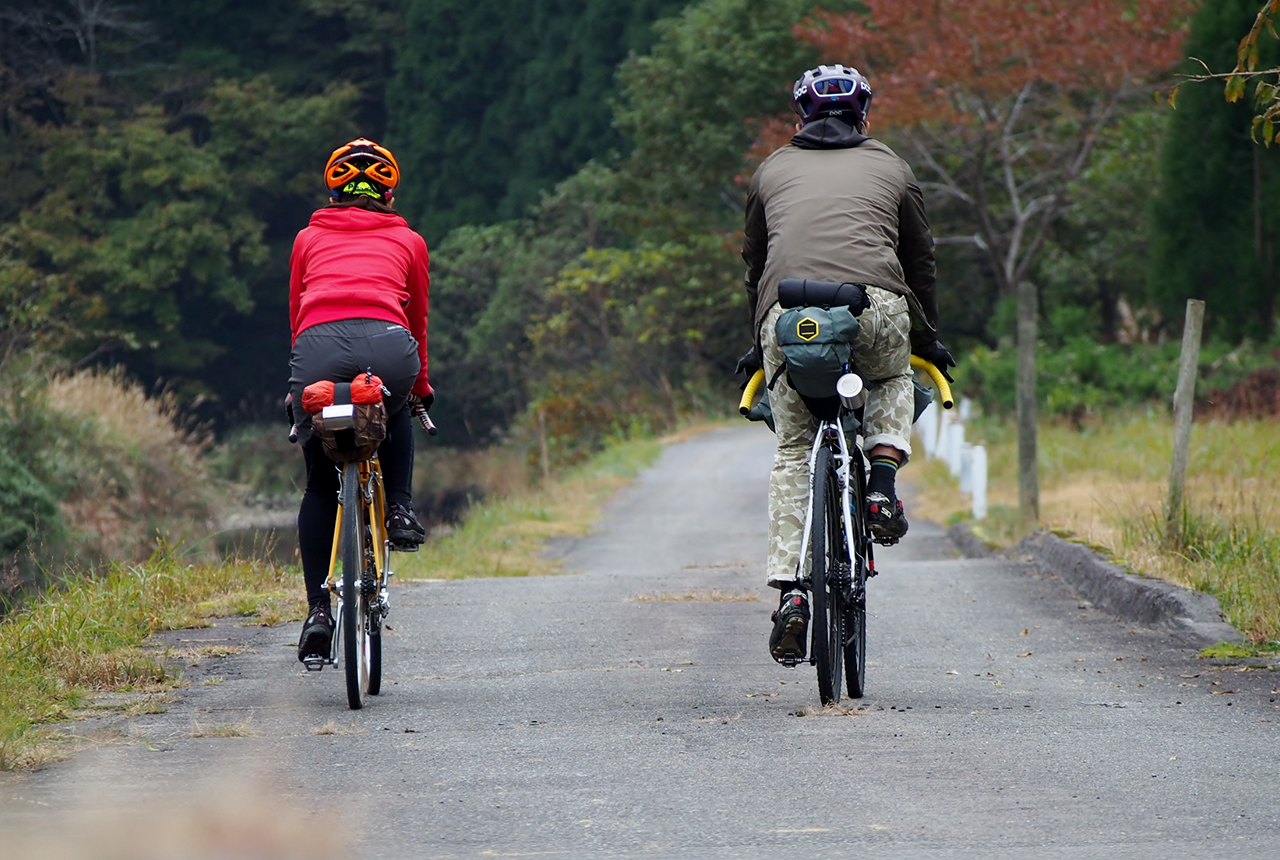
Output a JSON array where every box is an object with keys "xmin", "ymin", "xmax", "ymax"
[
  {"xmin": 735, "ymin": 346, "xmax": 762, "ymax": 380},
  {"xmin": 919, "ymin": 339, "xmax": 956, "ymax": 383}
]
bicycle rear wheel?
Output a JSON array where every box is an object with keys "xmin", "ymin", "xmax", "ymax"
[
  {"xmin": 809, "ymin": 445, "xmax": 846, "ymax": 706},
  {"xmin": 341, "ymin": 462, "xmax": 371, "ymax": 710}
]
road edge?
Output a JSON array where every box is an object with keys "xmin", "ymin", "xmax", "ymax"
[{"xmin": 946, "ymin": 523, "xmax": 1244, "ymax": 647}]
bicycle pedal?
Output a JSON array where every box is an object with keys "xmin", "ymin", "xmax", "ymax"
[
  {"xmin": 301, "ymin": 656, "xmax": 326, "ymax": 672},
  {"xmin": 389, "ymin": 543, "xmax": 419, "ymax": 553}
]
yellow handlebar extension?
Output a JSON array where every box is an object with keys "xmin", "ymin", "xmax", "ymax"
[
  {"xmin": 738, "ymin": 360, "xmax": 952, "ymax": 413},
  {"xmin": 739, "ymin": 368, "xmax": 766, "ymax": 415},
  {"xmin": 910, "ymin": 356, "xmax": 954, "ymax": 409}
]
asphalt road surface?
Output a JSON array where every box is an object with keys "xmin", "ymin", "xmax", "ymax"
[{"xmin": 3, "ymin": 424, "xmax": 1278, "ymax": 860}]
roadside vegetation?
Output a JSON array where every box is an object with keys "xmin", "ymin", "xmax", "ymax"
[
  {"xmin": 0, "ymin": 425, "xmax": 693, "ymax": 771},
  {"xmin": 914, "ymin": 411, "xmax": 1280, "ymax": 649}
]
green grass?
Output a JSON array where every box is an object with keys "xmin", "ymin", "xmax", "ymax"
[
  {"xmin": 1120, "ymin": 506, "xmax": 1280, "ymax": 646},
  {"xmin": 0, "ymin": 550, "xmax": 300, "ymax": 770}
]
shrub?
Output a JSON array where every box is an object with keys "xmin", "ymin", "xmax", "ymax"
[{"xmin": 0, "ymin": 368, "xmax": 222, "ymax": 596}]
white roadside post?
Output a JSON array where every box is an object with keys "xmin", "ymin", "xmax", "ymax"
[
  {"xmin": 959, "ymin": 444, "xmax": 974, "ymax": 494},
  {"xmin": 947, "ymin": 421, "xmax": 966, "ymax": 478},
  {"xmin": 919, "ymin": 400, "xmax": 939, "ymax": 458},
  {"xmin": 971, "ymin": 445, "xmax": 988, "ymax": 520}
]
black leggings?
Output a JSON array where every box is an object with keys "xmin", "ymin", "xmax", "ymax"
[
  {"xmin": 297, "ymin": 406, "xmax": 413, "ymax": 608},
  {"xmin": 291, "ymin": 319, "xmax": 421, "ymax": 608}
]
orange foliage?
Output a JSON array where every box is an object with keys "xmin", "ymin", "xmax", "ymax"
[{"xmin": 798, "ymin": 0, "xmax": 1196, "ymax": 130}]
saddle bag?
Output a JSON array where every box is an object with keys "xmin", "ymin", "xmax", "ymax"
[
  {"xmin": 303, "ymin": 373, "xmax": 388, "ymax": 462},
  {"xmin": 774, "ymin": 305, "xmax": 861, "ymax": 405}
]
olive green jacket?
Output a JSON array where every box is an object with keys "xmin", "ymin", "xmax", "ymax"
[{"xmin": 741, "ymin": 118, "xmax": 939, "ymax": 351}]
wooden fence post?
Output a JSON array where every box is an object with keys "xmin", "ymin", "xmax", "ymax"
[
  {"xmin": 1015, "ymin": 277, "xmax": 1039, "ymax": 527},
  {"xmin": 1165, "ymin": 299, "xmax": 1206, "ymax": 543}
]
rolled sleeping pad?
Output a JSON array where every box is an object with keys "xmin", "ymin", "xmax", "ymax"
[{"xmin": 778, "ymin": 278, "xmax": 870, "ymax": 314}]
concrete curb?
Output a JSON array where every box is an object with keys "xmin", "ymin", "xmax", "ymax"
[{"xmin": 947, "ymin": 523, "xmax": 1244, "ymax": 647}]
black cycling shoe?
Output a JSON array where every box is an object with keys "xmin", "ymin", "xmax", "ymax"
[
  {"xmin": 297, "ymin": 602, "xmax": 334, "ymax": 663},
  {"xmin": 866, "ymin": 491, "xmax": 909, "ymax": 545},
  {"xmin": 387, "ymin": 503, "xmax": 426, "ymax": 551},
  {"xmin": 769, "ymin": 589, "xmax": 809, "ymax": 665}
]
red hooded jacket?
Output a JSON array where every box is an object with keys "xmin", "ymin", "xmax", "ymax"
[{"xmin": 289, "ymin": 207, "xmax": 431, "ymax": 397}]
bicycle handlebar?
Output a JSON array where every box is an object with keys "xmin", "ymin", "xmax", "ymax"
[
  {"xmin": 738, "ymin": 369, "xmax": 766, "ymax": 415},
  {"xmin": 410, "ymin": 402, "xmax": 437, "ymax": 436},
  {"xmin": 736, "ymin": 357, "xmax": 954, "ymax": 413},
  {"xmin": 909, "ymin": 356, "xmax": 954, "ymax": 409}
]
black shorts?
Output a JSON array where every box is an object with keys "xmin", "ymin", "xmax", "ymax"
[{"xmin": 289, "ymin": 319, "xmax": 420, "ymax": 444}]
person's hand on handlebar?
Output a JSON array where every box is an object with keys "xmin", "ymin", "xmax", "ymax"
[
  {"xmin": 917, "ymin": 339, "xmax": 956, "ymax": 383},
  {"xmin": 409, "ymin": 391, "xmax": 434, "ymax": 413},
  {"xmin": 735, "ymin": 346, "xmax": 762, "ymax": 388}
]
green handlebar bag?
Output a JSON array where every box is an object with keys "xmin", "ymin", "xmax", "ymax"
[{"xmin": 775, "ymin": 305, "xmax": 861, "ymax": 400}]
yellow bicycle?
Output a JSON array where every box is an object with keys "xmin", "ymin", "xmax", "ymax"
[{"xmin": 301, "ymin": 401, "xmax": 435, "ymax": 710}]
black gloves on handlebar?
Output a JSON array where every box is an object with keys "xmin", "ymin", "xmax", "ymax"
[
  {"xmin": 918, "ymin": 339, "xmax": 956, "ymax": 383},
  {"xmin": 735, "ymin": 346, "xmax": 762, "ymax": 389}
]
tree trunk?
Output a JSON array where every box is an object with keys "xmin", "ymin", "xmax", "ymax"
[{"xmin": 1015, "ymin": 277, "xmax": 1039, "ymax": 528}]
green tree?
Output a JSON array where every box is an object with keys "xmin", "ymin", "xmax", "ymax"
[
  {"xmin": 612, "ymin": 0, "xmax": 827, "ymax": 233},
  {"xmin": 387, "ymin": 0, "xmax": 686, "ymax": 242},
  {"xmin": 1, "ymin": 74, "xmax": 355, "ymax": 400},
  {"xmin": 1152, "ymin": 0, "xmax": 1280, "ymax": 339}
]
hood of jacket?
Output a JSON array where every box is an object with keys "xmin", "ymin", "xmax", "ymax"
[
  {"xmin": 308, "ymin": 206, "xmax": 409, "ymax": 231},
  {"xmin": 790, "ymin": 116, "xmax": 869, "ymax": 150}
]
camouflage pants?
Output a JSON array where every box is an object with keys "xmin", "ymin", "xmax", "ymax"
[{"xmin": 761, "ymin": 287, "xmax": 914, "ymax": 588}]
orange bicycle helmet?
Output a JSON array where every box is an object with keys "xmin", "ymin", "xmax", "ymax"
[{"xmin": 324, "ymin": 138, "xmax": 400, "ymax": 199}]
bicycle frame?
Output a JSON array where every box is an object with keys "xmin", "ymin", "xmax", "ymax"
[
  {"xmin": 320, "ymin": 456, "xmax": 392, "ymax": 668},
  {"xmin": 796, "ymin": 417, "xmax": 869, "ymax": 592}
]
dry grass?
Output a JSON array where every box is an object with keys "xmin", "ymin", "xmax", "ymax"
[
  {"xmin": 310, "ymin": 720, "xmax": 362, "ymax": 736},
  {"xmin": 916, "ymin": 414, "xmax": 1280, "ymax": 644},
  {"xmin": 398, "ymin": 437, "xmax": 664, "ymax": 580},
  {"xmin": 190, "ymin": 719, "xmax": 256, "ymax": 738},
  {"xmin": 42, "ymin": 369, "xmax": 221, "ymax": 564}
]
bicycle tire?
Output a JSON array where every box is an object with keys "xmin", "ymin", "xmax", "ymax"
[
  {"xmin": 368, "ymin": 631, "xmax": 382, "ymax": 695},
  {"xmin": 366, "ymin": 465, "xmax": 386, "ymax": 696},
  {"xmin": 810, "ymin": 446, "xmax": 845, "ymax": 705},
  {"xmin": 844, "ymin": 449, "xmax": 868, "ymax": 698},
  {"xmin": 341, "ymin": 462, "xmax": 371, "ymax": 710}
]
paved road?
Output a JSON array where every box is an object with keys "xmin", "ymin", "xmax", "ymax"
[{"xmin": 3, "ymin": 425, "xmax": 1278, "ymax": 859}]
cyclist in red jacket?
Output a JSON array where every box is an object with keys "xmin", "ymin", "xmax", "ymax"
[{"xmin": 289, "ymin": 138, "xmax": 432, "ymax": 663}]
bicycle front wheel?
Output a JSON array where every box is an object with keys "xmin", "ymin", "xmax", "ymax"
[
  {"xmin": 341, "ymin": 461, "xmax": 371, "ymax": 710},
  {"xmin": 809, "ymin": 445, "xmax": 846, "ymax": 706}
]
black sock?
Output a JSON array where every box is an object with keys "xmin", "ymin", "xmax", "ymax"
[{"xmin": 867, "ymin": 456, "xmax": 899, "ymax": 498}]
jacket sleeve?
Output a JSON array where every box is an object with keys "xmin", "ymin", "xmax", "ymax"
[
  {"xmin": 288, "ymin": 231, "xmax": 306, "ymax": 344},
  {"xmin": 897, "ymin": 162, "xmax": 940, "ymax": 351},
  {"xmin": 406, "ymin": 233, "xmax": 432, "ymax": 397},
  {"xmin": 741, "ymin": 169, "xmax": 768, "ymax": 333}
]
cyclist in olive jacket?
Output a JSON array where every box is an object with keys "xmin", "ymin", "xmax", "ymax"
[{"xmin": 741, "ymin": 65, "xmax": 954, "ymax": 664}]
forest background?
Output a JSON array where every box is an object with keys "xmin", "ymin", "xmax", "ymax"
[{"xmin": 2, "ymin": 0, "xmax": 1279, "ymax": 594}]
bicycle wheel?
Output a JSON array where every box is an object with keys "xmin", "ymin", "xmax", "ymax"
[
  {"xmin": 809, "ymin": 446, "xmax": 846, "ymax": 705},
  {"xmin": 341, "ymin": 461, "xmax": 371, "ymax": 710},
  {"xmin": 844, "ymin": 452, "xmax": 868, "ymax": 698},
  {"xmin": 366, "ymin": 461, "xmax": 387, "ymax": 696}
]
